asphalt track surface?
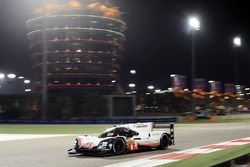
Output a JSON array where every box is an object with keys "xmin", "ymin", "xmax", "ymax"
[{"xmin": 1, "ymin": 122, "xmax": 250, "ymax": 167}]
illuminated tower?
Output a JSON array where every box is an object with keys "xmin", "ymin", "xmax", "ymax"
[{"xmin": 26, "ymin": 0, "xmax": 126, "ymax": 94}]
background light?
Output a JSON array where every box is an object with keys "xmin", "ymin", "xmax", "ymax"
[
  {"xmin": 25, "ymin": 89, "xmax": 32, "ymax": 92},
  {"xmin": 7, "ymin": 73, "xmax": 16, "ymax": 79},
  {"xmin": 0, "ymin": 73, "xmax": 5, "ymax": 79},
  {"xmin": 188, "ymin": 17, "xmax": 200, "ymax": 30},
  {"xmin": 24, "ymin": 80, "xmax": 31, "ymax": 84},
  {"xmin": 209, "ymin": 80, "xmax": 215, "ymax": 83},
  {"xmin": 18, "ymin": 76, "xmax": 24, "ymax": 79},
  {"xmin": 170, "ymin": 74, "xmax": 176, "ymax": 77},
  {"xmin": 130, "ymin": 70, "xmax": 136, "ymax": 75},
  {"xmin": 233, "ymin": 37, "xmax": 242, "ymax": 47},
  {"xmin": 128, "ymin": 83, "xmax": 136, "ymax": 88},
  {"xmin": 168, "ymin": 87, "xmax": 173, "ymax": 92},
  {"xmin": 147, "ymin": 85, "xmax": 154, "ymax": 90},
  {"xmin": 155, "ymin": 89, "xmax": 161, "ymax": 93}
]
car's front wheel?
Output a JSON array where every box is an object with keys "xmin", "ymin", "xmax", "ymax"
[{"xmin": 112, "ymin": 138, "xmax": 126, "ymax": 155}]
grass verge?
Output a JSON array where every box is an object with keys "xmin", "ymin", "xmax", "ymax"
[
  {"xmin": 159, "ymin": 144, "xmax": 250, "ymax": 167},
  {"xmin": 0, "ymin": 124, "xmax": 185, "ymax": 134},
  {"xmin": 0, "ymin": 124, "xmax": 111, "ymax": 134},
  {"xmin": 177, "ymin": 118, "xmax": 250, "ymax": 124},
  {"xmin": 0, "ymin": 117, "xmax": 250, "ymax": 134}
]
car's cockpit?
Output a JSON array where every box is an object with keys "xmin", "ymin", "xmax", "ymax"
[{"xmin": 99, "ymin": 127, "xmax": 139, "ymax": 138}]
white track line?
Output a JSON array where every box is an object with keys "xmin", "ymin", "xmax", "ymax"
[{"xmin": 0, "ymin": 134, "xmax": 70, "ymax": 141}]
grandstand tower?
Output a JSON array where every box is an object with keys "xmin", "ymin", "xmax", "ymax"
[{"xmin": 26, "ymin": 0, "xmax": 126, "ymax": 94}]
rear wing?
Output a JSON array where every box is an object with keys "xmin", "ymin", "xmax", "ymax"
[{"xmin": 154, "ymin": 122, "xmax": 175, "ymax": 145}]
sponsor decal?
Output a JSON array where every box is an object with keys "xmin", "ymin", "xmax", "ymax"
[
  {"xmin": 82, "ymin": 141, "xmax": 93, "ymax": 148},
  {"xmin": 127, "ymin": 139, "xmax": 138, "ymax": 151},
  {"xmin": 134, "ymin": 123, "xmax": 148, "ymax": 128}
]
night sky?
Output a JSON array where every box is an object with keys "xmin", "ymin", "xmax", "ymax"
[{"xmin": 0, "ymin": 0, "xmax": 250, "ymax": 91}]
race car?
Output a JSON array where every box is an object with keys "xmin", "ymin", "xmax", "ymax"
[{"xmin": 68, "ymin": 122, "xmax": 175, "ymax": 155}]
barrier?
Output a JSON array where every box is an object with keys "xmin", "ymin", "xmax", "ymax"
[{"xmin": 0, "ymin": 117, "xmax": 177, "ymax": 124}]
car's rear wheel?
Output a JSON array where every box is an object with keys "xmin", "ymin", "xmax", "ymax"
[
  {"xmin": 112, "ymin": 138, "xmax": 126, "ymax": 155},
  {"xmin": 158, "ymin": 134, "xmax": 169, "ymax": 150}
]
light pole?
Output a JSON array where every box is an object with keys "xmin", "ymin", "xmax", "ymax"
[
  {"xmin": 130, "ymin": 70, "xmax": 136, "ymax": 75},
  {"xmin": 6, "ymin": 73, "xmax": 17, "ymax": 94},
  {"xmin": 128, "ymin": 83, "xmax": 136, "ymax": 94},
  {"xmin": 147, "ymin": 85, "xmax": 154, "ymax": 94},
  {"xmin": 188, "ymin": 16, "xmax": 200, "ymax": 112},
  {"xmin": 233, "ymin": 36, "xmax": 242, "ymax": 84},
  {"xmin": 42, "ymin": 0, "xmax": 48, "ymax": 119},
  {"xmin": 0, "ymin": 73, "xmax": 4, "ymax": 93},
  {"xmin": 129, "ymin": 69, "xmax": 137, "ymax": 94}
]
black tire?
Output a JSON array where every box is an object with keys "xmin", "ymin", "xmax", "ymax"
[
  {"xmin": 112, "ymin": 138, "xmax": 126, "ymax": 155},
  {"xmin": 158, "ymin": 134, "xmax": 169, "ymax": 150}
]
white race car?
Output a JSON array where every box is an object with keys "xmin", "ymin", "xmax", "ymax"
[{"xmin": 68, "ymin": 122, "xmax": 175, "ymax": 155}]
